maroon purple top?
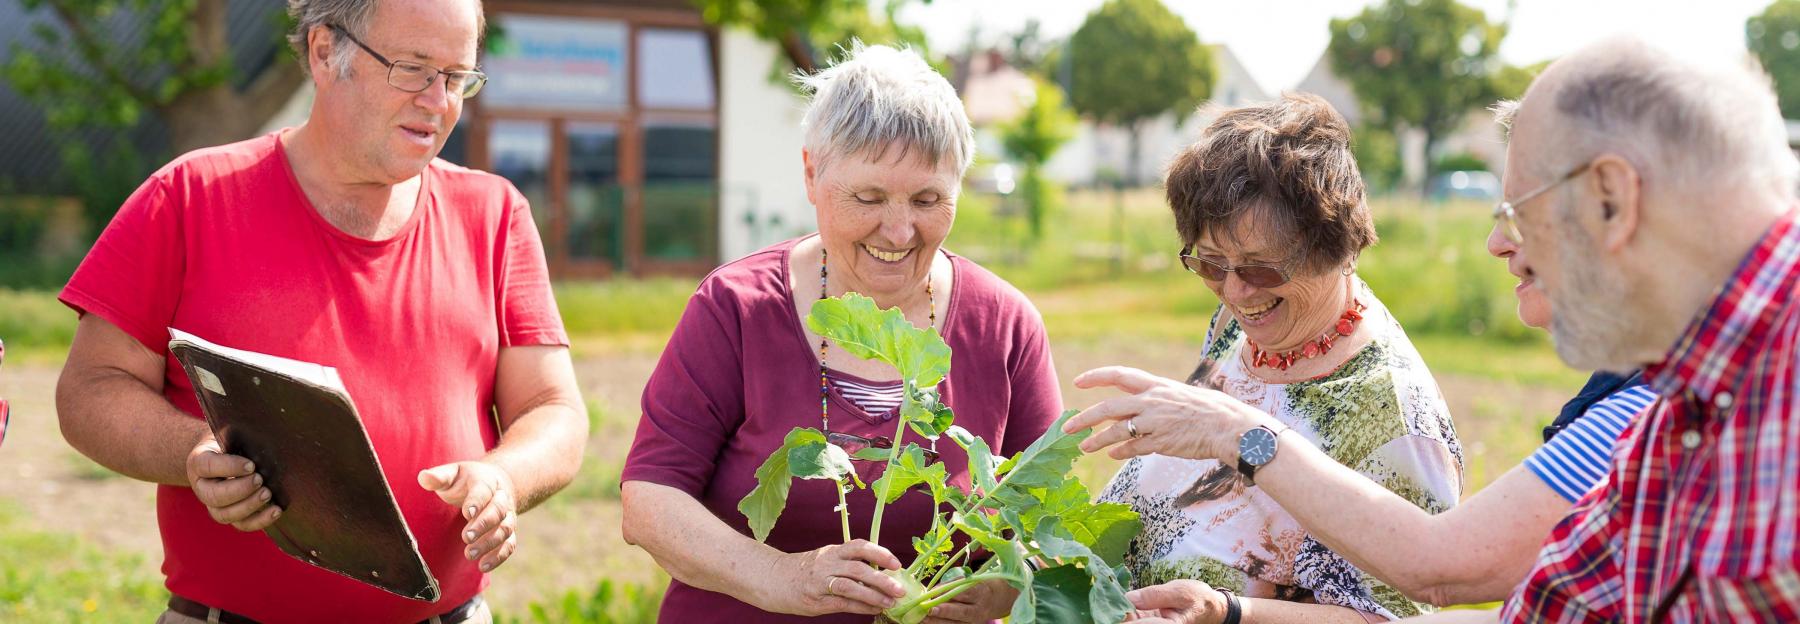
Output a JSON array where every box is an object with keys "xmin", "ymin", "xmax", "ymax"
[{"xmin": 622, "ymin": 237, "xmax": 1063, "ymax": 622}]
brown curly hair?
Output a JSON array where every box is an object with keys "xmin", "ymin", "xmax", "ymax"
[{"xmin": 1165, "ymin": 93, "xmax": 1376, "ymax": 275}]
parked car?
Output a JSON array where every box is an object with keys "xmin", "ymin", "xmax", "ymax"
[{"xmin": 1427, "ymin": 170, "xmax": 1501, "ymax": 201}]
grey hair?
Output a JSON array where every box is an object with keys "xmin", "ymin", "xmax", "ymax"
[
  {"xmin": 795, "ymin": 41, "xmax": 975, "ymax": 177},
  {"xmin": 1490, "ymin": 99, "xmax": 1519, "ymax": 139},
  {"xmin": 287, "ymin": 0, "xmax": 377, "ymax": 80},
  {"xmin": 1533, "ymin": 37, "xmax": 1798, "ymax": 198}
]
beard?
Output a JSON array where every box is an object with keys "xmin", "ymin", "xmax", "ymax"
[{"xmin": 1547, "ymin": 224, "xmax": 1643, "ymax": 373}]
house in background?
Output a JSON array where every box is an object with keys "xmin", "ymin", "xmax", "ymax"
[{"xmin": 4, "ymin": 0, "xmax": 818, "ymax": 277}]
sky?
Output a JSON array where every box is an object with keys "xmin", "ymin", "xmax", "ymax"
[{"xmin": 901, "ymin": 0, "xmax": 1776, "ymax": 92}]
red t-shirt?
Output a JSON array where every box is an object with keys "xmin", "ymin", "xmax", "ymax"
[
  {"xmin": 59, "ymin": 131, "xmax": 567, "ymax": 623},
  {"xmin": 621, "ymin": 237, "xmax": 1062, "ymax": 622}
]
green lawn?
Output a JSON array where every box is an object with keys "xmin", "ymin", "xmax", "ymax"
[{"xmin": 0, "ymin": 503, "xmax": 166, "ymax": 623}]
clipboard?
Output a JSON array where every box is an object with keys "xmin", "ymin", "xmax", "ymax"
[{"xmin": 168, "ymin": 329, "xmax": 441, "ymax": 602}]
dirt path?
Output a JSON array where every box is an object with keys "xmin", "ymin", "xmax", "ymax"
[{"xmin": 0, "ymin": 339, "xmax": 1575, "ymax": 615}]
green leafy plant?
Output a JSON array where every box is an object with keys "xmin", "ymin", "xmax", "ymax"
[{"xmin": 738, "ymin": 293, "xmax": 1141, "ymax": 623}]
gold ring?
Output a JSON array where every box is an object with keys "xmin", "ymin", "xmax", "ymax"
[
  {"xmin": 826, "ymin": 576, "xmax": 840, "ymax": 595},
  {"xmin": 1127, "ymin": 418, "xmax": 1142, "ymax": 439}
]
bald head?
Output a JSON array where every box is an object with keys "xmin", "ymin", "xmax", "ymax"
[{"xmin": 1503, "ymin": 36, "xmax": 1796, "ymax": 200}]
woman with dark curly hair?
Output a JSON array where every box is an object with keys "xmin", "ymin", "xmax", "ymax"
[{"xmin": 1073, "ymin": 93, "xmax": 1466, "ymax": 623}]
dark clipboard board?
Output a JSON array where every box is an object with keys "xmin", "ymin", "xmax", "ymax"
[{"xmin": 168, "ymin": 331, "xmax": 441, "ymax": 602}]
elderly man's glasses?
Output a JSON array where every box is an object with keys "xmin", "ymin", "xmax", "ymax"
[
  {"xmin": 1492, "ymin": 162, "xmax": 1592, "ymax": 245},
  {"xmin": 1179, "ymin": 247, "xmax": 1292, "ymax": 288},
  {"xmin": 329, "ymin": 25, "xmax": 487, "ymax": 99}
]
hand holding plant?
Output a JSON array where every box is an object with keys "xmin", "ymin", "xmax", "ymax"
[{"xmin": 738, "ymin": 294, "xmax": 1143, "ymax": 623}]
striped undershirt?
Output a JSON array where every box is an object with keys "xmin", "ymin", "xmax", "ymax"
[
  {"xmin": 825, "ymin": 368, "xmax": 905, "ymax": 417},
  {"xmin": 1522, "ymin": 384, "xmax": 1660, "ymax": 502}
]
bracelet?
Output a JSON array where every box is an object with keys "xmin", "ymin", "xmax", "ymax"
[{"xmin": 1218, "ymin": 588, "xmax": 1243, "ymax": 624}]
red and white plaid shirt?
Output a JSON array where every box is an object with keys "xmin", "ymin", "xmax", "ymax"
[{"xmin": 1502, "ymin": 210, "xmax": 1800, "ymax": 623}]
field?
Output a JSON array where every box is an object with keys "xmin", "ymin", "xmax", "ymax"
[{"xmin": 0, "ymin": 189, "xmax": 1583, "ymax": 621}]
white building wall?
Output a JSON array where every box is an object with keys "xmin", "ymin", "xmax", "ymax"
[{"xmin": 717, "ymin": 29, "xmax": 813, "ymax": 262}]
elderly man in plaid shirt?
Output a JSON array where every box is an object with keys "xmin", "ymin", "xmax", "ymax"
[{"xmin": 1132, "ymin": 35, "xmax": 1800, "ymax": 624}]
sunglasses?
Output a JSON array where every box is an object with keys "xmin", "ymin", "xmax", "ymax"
[
  {"xmin": 827, "ymin": 431, "xmax": 942, "ymax": 463},
  {"xmin": 1179, "ymin": 246, "xmax": 1293, "ymax": 289}
]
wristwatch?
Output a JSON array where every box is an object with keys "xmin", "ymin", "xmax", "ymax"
[
  {"xmin": 1236, "ymin": 424, "xmax": 1285, "ymax": 483},
  {"xmin": 1218, "ymin": 587, "xmax": 1243, "ymax": 624}
]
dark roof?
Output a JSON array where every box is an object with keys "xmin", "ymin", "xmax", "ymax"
[{"xmin": 0, "ymin": 1, "xmax": 290, "ymax": 195}]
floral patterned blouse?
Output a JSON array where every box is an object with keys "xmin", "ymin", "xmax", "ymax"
[{"xmin": 1099, "ymin": 282, "xmax": 1464, "ymax": 619}]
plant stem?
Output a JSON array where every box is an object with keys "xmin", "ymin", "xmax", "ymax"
[
  {"xmin": 869, "ymin": 383, "xmax": 917, "ymax": 547},
  {"xmin": 902, "ymin": 572, "xmax": 1009, "ymax": 614},
  {"xmin": 925, "ymin": 541, "xmax": 977, "ymax": 586},
  {"xmin": 836, "ymin": 480, "xmax": 851, "ymax": 543}
]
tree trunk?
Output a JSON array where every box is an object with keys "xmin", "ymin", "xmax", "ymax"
[
  {"xmin": 1420, "ymin": 126, "xmax": 1439, "ymax": 200},
  {"xmin": 1126, "ymin": 120, "xmax": 1144, "ymax": 187},
  {"xmin": 156, "ymin": 0, "xmax": 307, "ymax": 155}
]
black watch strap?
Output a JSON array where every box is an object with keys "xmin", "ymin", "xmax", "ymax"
[
  {"xmin": 1237, "ymin": 456, "xmax": 1257, "ymax": 483},
  {"xmin": 1220, "ymin": 588, "xmax": 1243, "ymax": 624}
]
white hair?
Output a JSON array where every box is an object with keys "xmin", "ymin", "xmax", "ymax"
[
  {"xmin": 795, "ymin": 42, "xmax": 975, "ymax": 177},
  {"xmin": 1529, "ymin": 37, "xmax": 1798, "ymax": 199}
]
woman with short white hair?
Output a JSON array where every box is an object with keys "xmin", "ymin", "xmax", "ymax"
[{"xmin": 618, "ymin": 43, "xmax": 1062, "ymax": 623}]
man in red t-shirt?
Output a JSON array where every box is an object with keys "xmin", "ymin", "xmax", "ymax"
[{"xmin": 53, "ymin": 1, "xmax": 587, "ymax": 622}]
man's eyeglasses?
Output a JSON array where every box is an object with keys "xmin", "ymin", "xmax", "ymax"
[
  {"xmin": 329, "ymin": 24, "xmax": 487, "ymax": 99},
  {"xmin": 1492, "ymin": 161, "xmax": 1592, "ymax": 245},
  {"xmin": 827, "ymin": 431, "xmax": 942, "ymax": 463},
  {"xmin": 1179, "ymin": 247, "xmax": 1293, "ymax": 289}
]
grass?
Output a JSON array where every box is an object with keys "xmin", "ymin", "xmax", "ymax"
[{"xmin": 0, "ymin": 503, "xmax": 166, "ymax": 623}]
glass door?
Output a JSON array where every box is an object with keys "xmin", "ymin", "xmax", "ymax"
[{"xmin": 565, "ymin": 123, "xmax": 625, "ymax": 271}]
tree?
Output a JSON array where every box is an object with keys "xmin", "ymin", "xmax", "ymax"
[
  {"xmin": 1327, "ymin": 0, "xmax": 1505, "ymax": 188},
  {"xmin": 695, "ymin": 0, "xmax": 932, "ymax": 73},
  {"xmin": 4, "ymin": 0, "xmax": 304, "ymax": 158},
  {"xmin": 1491, "ymin": 60, "xmax": 1551, "ymax": 102},
  {"xmin": 1748, "ymin": 0, "xmax": 1800, "ymax": 119},
  {"xmin": 999, "ymin": 77, "xmax": 1078, "ymax": 241},
  {"xmin": 1064, "ymin": 0, "xmax": 1213, "ymax": 187}
]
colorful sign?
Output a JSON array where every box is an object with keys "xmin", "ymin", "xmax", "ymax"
[{"xmin": 482, "ymin": 14, "xmax": 628, "ymax": 111}]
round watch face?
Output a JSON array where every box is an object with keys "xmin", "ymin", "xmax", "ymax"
[{"xmin": 1239, "ymin": 427, "xmax": 1278, "ymax": 466}]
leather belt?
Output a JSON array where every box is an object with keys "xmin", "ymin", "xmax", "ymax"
[{"xmin": 168, "ymin": 594, "xmax": 483, "ymax": 624}]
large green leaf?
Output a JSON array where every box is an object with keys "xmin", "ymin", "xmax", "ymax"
[
  {"xmin": 1063, "ymin": 503, "xmax": 1141, "ymax": 567},
  {"xmin": 788, "ymin": 439, "xmax": 853, "ymax": 482},
  {"xmin": 994, "ymin": 410, "xmax": 1089, "ymax": 493},
  {"xmin": 1017, "ymin": 478, "xmax": 1142, "ymax": 566},
  {"xmin": 868, "ymin": 445, "xmax": 947, "ymax": 505},
  {"xmin": 945, "ymin": 426, "xmax": 1000, "ymax": 495},
  {"xmin": 806, "ymin": 293, "xmax": 952, "ymax": 387},
  {"xmin": 1031, "ymin": 517, "xmax": 1134, "ymax": 623},
  {"xmin": 1028, "ymin": 564, "xmax": 1095, "ymax": 624},
  {"xmin": 737, "ymin": 428, "xmax": 828, "ymax": 542}
]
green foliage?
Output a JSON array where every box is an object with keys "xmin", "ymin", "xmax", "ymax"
[
  {"xmin": 1491, "ymin": 60, "xmax": 1550, "ymax": 102},
  {"xmin": 0, "ymin": 289, "xmax": 78, "ymax": 356},
  {"xmin": 738, "ymin": 428, "xmax": 832, "ymax": 541},
  {"xmin": 806, "ymin": 293, "xmax": 953, "ymax": 387},
  {"xmin": 1327, "ymin": 0, "xmax": 1506, "ymax": 181},
  {"xmin": 1351, "ymin": 124, "xmax": 1403, "ymax": 193},
  {"xmin": 999, "ymin": 77, "xmax": 1079, "ymax": 241},
  {"xmin": 741, "ymin": 294, "xmax": 1141, "ymax": 622},
  {"xmin": 3, "ymin": 0, "xmax": 229, "ymax": 134},
  {"xmin": 1433, "ymin": 152, "xmax": 1490, "ymax": 173},
  {"xmin": 0, "ymin": 503, "xmax": 166, "ymax": 623},
  {"xmin": 502, "ymin": 577, "xmax": 666, "ymax": 624},
  {"xmin": 1749, "ymin": 0, "xmax": 1800, "ymax": 119},
  {"xmin": 1064, "ymin": 0, "xmax": 1211, "ymax": 193},
  {"xmin": 693, "ymin": 0, "xmax": 934, "ymax": 73},
  {"xmin": 1065, "ymin": 0, "xmax": 1214, "ymax": 129}
]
